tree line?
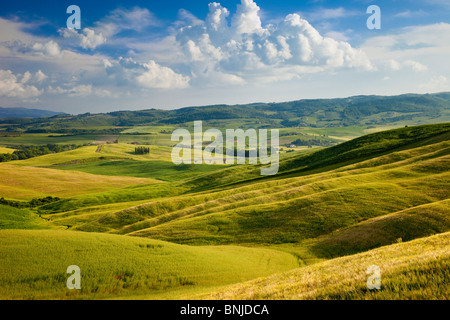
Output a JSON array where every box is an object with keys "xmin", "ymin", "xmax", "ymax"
[
  {"xmin": 135, "ymin": 146, "xmax": 150, "ymax": 154},
  {"xmin": 290, "ymin": 138, "xmax": 336, "ymax": 147},
  {"xmin": 0, "ymin": 196, "xmax": 61, "ymax": 208},
  {"xmin": 0, "ymin": 144, "xmax": 82, "ymax": 162}
]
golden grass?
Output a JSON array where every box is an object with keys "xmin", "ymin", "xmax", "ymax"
[
  {"xmin": 0, "ymin": 147, "xmax": 16, "ymax": 154},
  {"xmin": 198, "ymin": 232, "xmax": 450, "ymax": 300},
  {"xmin": 0, "ymin": 164, "xmax": 162, "ymax": 199}
]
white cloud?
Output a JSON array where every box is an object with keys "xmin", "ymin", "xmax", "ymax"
[
  {"xmin": 324, "ymin": 31, "xmax": 350, "ymax": 42},
  {"xmin": 404, "ymin": 60, "xmax": 427, "ymax": 72},
  {"xmin": 105, "ymin": 57, "xmax": 190, "ymax": 89},
  {"xmin": 418, "ymin": 76, "xmax": 449, "ymax": 92},
  {"xmin": 386, "ymin": 59, "xmax": 401, "ymax": 71},
  {"xmin": 231, "ymin": 0, "xmax": 265, "ymax": 36},
  {"xmin": 307, "ymin": 7, "xmax": 359, "ymax": 21},
  {"xmin": 394, "ymin": 10, "xmax": 427, "ymax": 18},
  {"xmin": 21, "ymin": 71, "xmax": 32, "ymax": 84},
  {"xmin": 0, "ymin": 69, "xmax": 42, "ymax": 99},
  {"xmin": 34, "ymin": 70, "xmax": 48, "ymax": 82},
  {"xmin": 48, "ymin": 84, "xmax": 113, "ymax": 97},
  {"xmin": 95, "ymin": 7, "xmax": 161, "ymax": 38},
  {"xmin": 136, "ymin": 60, "xmax": 190, "ymax": 89},
  {"xmin": 31, "ymin": 40, "xmax": 62, "ymax": 57},
  {"xmin": 62, "ymin": 28, "xmax": 107, "ymax": 49},
  {"xmin": 384, "ymin": 59, "xmax": 427, "ymax": 72},
  {"xmin": 178, "ymin": 9, "xmax": 203, "ymax": 27},
  {"xmin": 175, "ymin": 0, "xmax": 373, "ymax": 85}
]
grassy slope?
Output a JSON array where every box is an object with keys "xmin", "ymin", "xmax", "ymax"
[
  {"xmin": 0, "ymin": 205, "xmax": 49, "ymax": 230},
  {"xmin": 198, "ymin": 232, "xmax": 450, "ymax": 300},
  {"xmin": 56, "ymin": 160, "xmax": 232, "ymax": 182},
  {"xmin": 125, "ymin": 135, "xmax": 449, "ymax": 247},
  {"xmin": 0, "ymin": 123, "xmax": 448, "ymax": 300},
  {"xmin": 29, "ymin": 124, "xmax": 448, "ymax": 251},
  {"xmin": 0, "ymin": 163, "xmax": 159, "ymax": 200},
  {"xmin": 0, "ymin": 229, "xmax": 298, "ymax": 300},
  {"xmin": 0, "ymin": 147, "xmax": 16, "ymax": 153}
]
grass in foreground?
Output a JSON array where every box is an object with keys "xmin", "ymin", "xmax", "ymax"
[
  {"xmin": 0, "ymin": 229, "xmax": 299, "ymax": 300},
  {"xmin": 198, "ymin": 232, "xmax": 450, "ymax": 300}
]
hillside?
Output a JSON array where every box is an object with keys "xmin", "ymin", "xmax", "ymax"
[
  {"xmin": 30, "ymin": 123, "xmax": 449, "ymax": 256},
  {"xmin": 0, "ymin": 229, "xmax": 298, "ymax": 300},
  {"xmin": 199, "ymin": 232, "xmax": 450, "ymax": 300},
  {"xmin": 0, "ymin": 107, "xmax": 64, "ymax": 119},
  {"xmin": 1, "ymin": 92, "xmax": 449, "ymax": 131},
  {"xmin": 0, "ymin": 121, "xmax": 448, "ymax": 300}
]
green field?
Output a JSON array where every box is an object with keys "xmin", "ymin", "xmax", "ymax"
[
  {"xmin": 0, "ymin": 230, "xmax": 298, "ymax": 300},
  {"xmin": 0, "ymin": 205, "xmax": 49, "ymax": 230},
  {"xmin": 0, "ymin": 120, "xmax": 449, "ymax": 300}
]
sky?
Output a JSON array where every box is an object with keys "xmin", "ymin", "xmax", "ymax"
[{"xmin": 0, "ymin": 0, "xmax": 449, "ymax": 114}]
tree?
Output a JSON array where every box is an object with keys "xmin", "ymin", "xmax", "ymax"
[{"xmin": 135, "ymin": 146, "xmax": 150, "ymax": 155}]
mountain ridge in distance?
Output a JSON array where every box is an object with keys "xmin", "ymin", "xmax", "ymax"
[{"xmin": 0, "ymin": 107, "xmax": 65, "ymax": 119}]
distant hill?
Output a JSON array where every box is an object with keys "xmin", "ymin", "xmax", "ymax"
[
  {"xmin": 0, "ymin": 107, "xmax": 65, "ymax": 119},
  {"xmin": 1, "ymin": 92, "xmax": 449, "ymax": 130}
]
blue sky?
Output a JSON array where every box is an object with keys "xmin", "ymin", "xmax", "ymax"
[{"xmin": 1, "ymin": 0, "xmax": 449, "ymax": 113}]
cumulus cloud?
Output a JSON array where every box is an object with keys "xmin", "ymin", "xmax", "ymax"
[
  {"xmin": 385, "ymin": 59, "xmax": 427, "ymax": 72},
  {"xmin": 4, "ymin": 39, "xmax": 61, "ymax": 58},
  {"xmin": 62, "ymin": 28, "xmax": 107, "ymax": 49},
  {"xmin": 418, "ymin": 76, "xmax": 449, "ymax": 92},
  {"xmin": 404, "ymin": 60, "xmax": 428, "ymax": 72},
  {"xmin": 31, "ymin": 40, "xmax": 61, "ymax": 57},
  {"xmin": 0, "ymin": 69, "xmax": 42, "ymax": 99},
  {"xmin": 34, "ymin": 70, "xmax": 48, "ymax": 82},
  {"xmin": 104, "ymin": 57, "xmax": 190, "ymax": 89},
  {"xmin": 175, "ymin": 0, "xmax": 373, "ymax": 84}
]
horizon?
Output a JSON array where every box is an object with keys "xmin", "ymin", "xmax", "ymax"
[
  {"xmin": 1, "ymin": 0, "xmax": 450, "ymax": 113},
  {"xmin": 1, "ymin": 90, "xmax": 449, "ymax": 116}
]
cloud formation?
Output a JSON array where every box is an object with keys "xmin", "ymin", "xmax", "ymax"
[
  {"xmin": 175, "ymin": 0, "xmax": 373, "ymax": 84},
  {"xmin": 0, "ymin": 69, "xmax": 42, "ymax": 99},
  {"xmin": 62, "ymin": 28, "xmax": 107, "ymax": 49},
  {"xmin": 104, "ymin": 57, "xmax": 190, "ymax": 89}
]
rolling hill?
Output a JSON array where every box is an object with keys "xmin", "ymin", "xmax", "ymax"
[
  {"xmin": 28, "ymin": 123, "xmax": 448, "ymax": 255},
  {"xmin": 0, "ymin": 229, "xmax": 298, "ymax": 300},
  {"xmin": 1, "ymin": 92, "xmax": 450, "ymax": 131},
  {"xmin": 0, "ymin": 107, "xmax": 64, "ymax": 119},
  {"xmin": 199, "ymin": 231, "xmax": 450, "ymax": 300},
  {"xmin": 0, "ymin": 121, "xmax": 448, "ymax": 300}
]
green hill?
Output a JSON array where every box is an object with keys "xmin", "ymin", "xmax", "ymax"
[
  {"xmin": 199, "ymin": 231, "xmax": 450, "ymax": 300},
  {"xmin": 44, "ymin": 123, "xmax": 447, "ymax": 254},
  {"xmin": 1, "ymin": 92, "xmax": 449, "ymax": 132},
  {"xmin": 0, "ymin": 229, "xmax": 298, "ymax": 300},
  {"xmin": 0, "ymin": 121, "xmax": 448, "ymax": 300}
]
